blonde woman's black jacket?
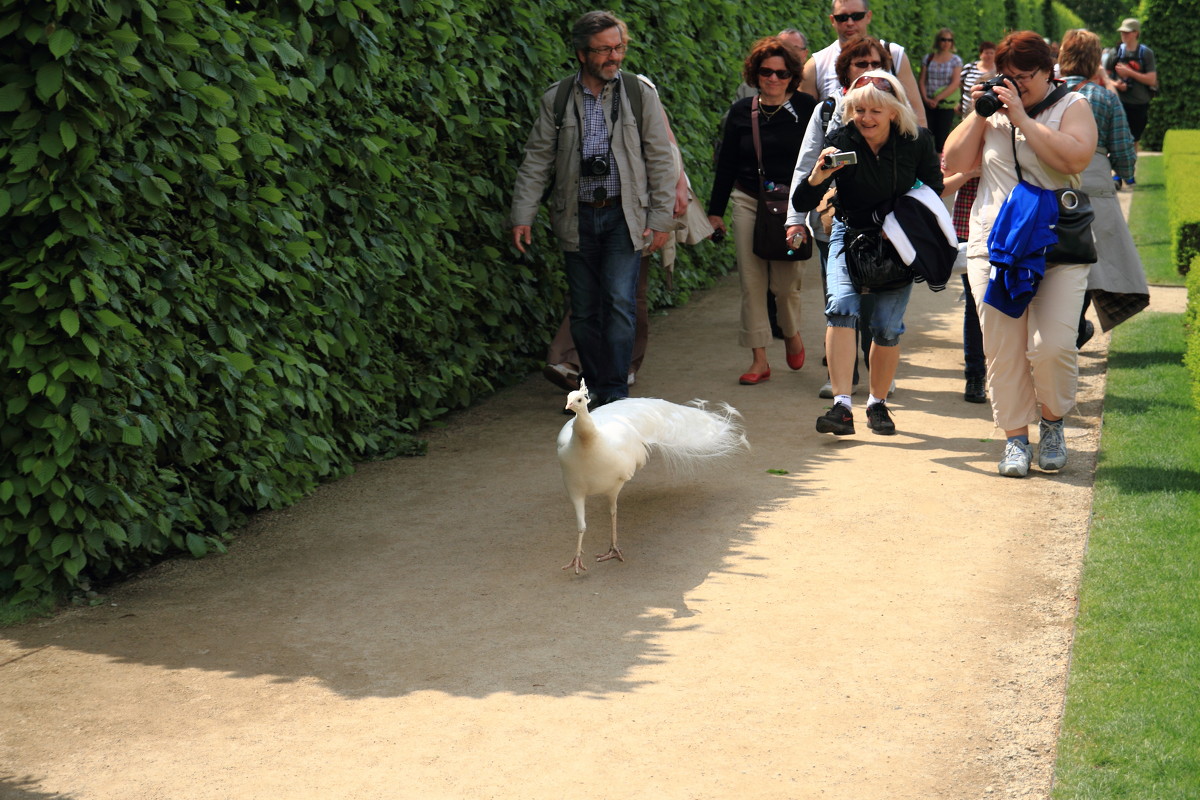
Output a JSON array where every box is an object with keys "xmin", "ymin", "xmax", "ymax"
[{"xmin": 792, "ymin": 121, "xmax": 943, "ymax": 229}]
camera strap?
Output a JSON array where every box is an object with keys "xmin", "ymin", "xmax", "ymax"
[
  {"xmin": 1009, "ymin": 81, "xmax": 1073, "ymax": 184},
  {"xmin": 573, "ymin": 74, "xmax": 621, "ymax": 166}
]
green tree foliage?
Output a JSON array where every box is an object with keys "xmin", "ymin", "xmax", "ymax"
[
  {"xmin": 0, "ymin": 0, "xmax": 1115, "ymax": 604},
  {"xmin": 1141, "ymin": 0, "xmax": 1197, "ymax": 150}
]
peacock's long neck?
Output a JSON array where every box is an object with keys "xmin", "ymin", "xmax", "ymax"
[{"xmin": 572, "ymin": 410, "xmax": 598, "ymax": 444}]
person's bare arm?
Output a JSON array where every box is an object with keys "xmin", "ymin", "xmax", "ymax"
[{"xmin": 895, "ymin": 52, "xmax": 928, "ymax": 127}]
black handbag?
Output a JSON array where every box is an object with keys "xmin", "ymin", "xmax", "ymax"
[
  {"xmin": 1009, "ymin": 86, "xmax": 1097, "ymax": 265},
  {"xmin": 840, "ymin": 135, "xmax": 911, "ymax": 293},
  {"xmin": 1046, "ymin": 186, "xmax": 1097, "ymax": 264},
  {"xmin": 749, "ymin": 97, "xmax": 812, "ymax": 261},
  {"xmin": 844, "ymin": 226, "xmax": 913, "ymax": 293}
]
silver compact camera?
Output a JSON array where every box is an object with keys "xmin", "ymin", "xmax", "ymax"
[{"xmin": 822, "ymin": 150, "xmax": 858, "ymax": 168}]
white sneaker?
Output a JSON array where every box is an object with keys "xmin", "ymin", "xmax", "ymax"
[
  {"xmin": 998, "ymin": 439, "xmax": 1033, "ymax": 478},
  {"xmin": 1037, "ymin": 419, "xmax": 1067, "ymax": 470},
  {"xmin": 819, "ymin": 377, "xmax": 858, "ymax": 399}
]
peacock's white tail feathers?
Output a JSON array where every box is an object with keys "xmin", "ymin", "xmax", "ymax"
[{"xmin": 590, "ymin": 397, "xmax": 749, "ymax": 476}]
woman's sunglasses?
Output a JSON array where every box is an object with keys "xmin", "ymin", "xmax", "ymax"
[
  {"xmin": 832, "ymin": 11, "xmax": 868, "ymax": 22},
  {"xmin": 938, "ymin": 37, "xmax": 954, "ymax": 42},
  {"xmin": 757, "ymin": 67, "xmax": 793, "ymax": 80},
  {"xmin": 851, "ymin": 59, "xmax": 883, "ymax": 70},
  {"xmin": 852, "ymin": 74, "xmax": 895, "ymax": 93}
]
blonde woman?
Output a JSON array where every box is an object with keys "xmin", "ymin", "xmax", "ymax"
[{"xmin": 791, "ymin": 70, "xmax": 943, "ymax": 436}]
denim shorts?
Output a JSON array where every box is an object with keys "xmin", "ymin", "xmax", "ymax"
[{"xmin": 825, "ymin": 218, "xmax": 913, "ymax": 346}]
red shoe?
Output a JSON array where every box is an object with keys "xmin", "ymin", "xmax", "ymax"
[
  {"xmin": 786, "ymin": 346, "xmax": 806, "ymax": 371},
  {"xmin": 739, "ymin": 369, "xmax": 771, "ymax": 385}
]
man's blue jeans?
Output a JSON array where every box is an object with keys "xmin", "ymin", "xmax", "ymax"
[{"xmin": 564, "ymin": 204, "xmax": 641, "ymax": 400}]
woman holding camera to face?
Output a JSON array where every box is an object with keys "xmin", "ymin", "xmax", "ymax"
[
  {"xmin": 790, "ymin": 70, "xmax": 942, "ymax": 436},
  {"xmin": 707, "ymin": 37, "xmax": 816, "ymax": 385},
  {"xmin": 943, "ymin": 31, "xmax": 1097, "ymax": 478}
]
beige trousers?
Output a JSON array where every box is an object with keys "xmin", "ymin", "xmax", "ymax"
[
  {"xmin": 966, "ymin": 257, "xmax": 1089, "ymax": 430},
  {"xmin": 730, "ymin": 188, "xmax": 806, "ymax": 349}
]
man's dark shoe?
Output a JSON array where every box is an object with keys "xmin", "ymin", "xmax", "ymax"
[
  {"xmin": 543, "ymin": 363, "xmax": 581, "ymax": 391},
  {"xmin": 816, "ymin": 402, "xmax": 855, "ymax": 435},
  {"xmin": 964, "ymin": 375, "xmax": 987, "ymax": 404},
  {"xmin": 865, "ymin": 402, "xmax": 896, "ymax": 435},
  {"xmin": 1076, "ymin": 319, "xmax": 1095, "ymax": 350}
]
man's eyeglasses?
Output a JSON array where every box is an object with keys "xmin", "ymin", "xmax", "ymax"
[
  {"xmin": 757, "ymin": 67, "xmax": 793, "ymax": 80},
  {"xmin": 851, "ymin": 59, "xmax": 883, "ymax": 69},
  {"xmin": 832, "ymin": 11, "xmax": 868, "ymax": 22},
  {"xmin": 586, "ymin": 43, "xmax": 628, "ymax": 56},
  {"xmin": 851, "ymin": 74, "xmax": 895, "ymax": 93}
]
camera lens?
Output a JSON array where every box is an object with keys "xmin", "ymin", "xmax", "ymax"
[
  {"xmin": 975, "ymin": 91, "xmax": 1000, "ymax": 117},
  {"xmin": 583, "ymin": 155, "xmax": 609, "ymax": 176}
]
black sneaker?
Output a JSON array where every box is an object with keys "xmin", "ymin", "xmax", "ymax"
[
  {"xmin": 816, "ymin": 402, "xmax": 855, "ymax": 435},
  {"xmin": 865, "ymin": 402, "xmax": 896, "ymax": 435},
  {"xmin": 964, "ymin": 375, "xmax": 987, "ymax": 404}
]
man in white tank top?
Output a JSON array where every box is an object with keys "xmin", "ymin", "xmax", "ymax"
[{"xmin": 799, "ymin": 0, "xmax": 927, "ymax": 126}]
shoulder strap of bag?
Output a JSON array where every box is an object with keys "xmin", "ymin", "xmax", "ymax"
[
  {"xmin": 622, "ymin": 71, "xmax": 644, "ymax": 134},
  {"xmin": 750, "ymin": 96, "xmax": 766, "ymax": 183},
  {"xmin": 551, "ymin": 77, "xmax": 574, "ymax": 132},
  {"xmin": 819, "ymin": 96, "xmax": 836, "ymax": 130}
]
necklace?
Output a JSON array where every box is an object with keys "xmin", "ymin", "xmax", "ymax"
[{"xmin": 758, "ymin": 97, "xmax": 787, "ymax": 121}]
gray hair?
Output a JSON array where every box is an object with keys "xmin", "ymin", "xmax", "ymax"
[
  {"xmin": 779, "ymin": 28, "xmax": 808, "ymax": 49},
  {"xmin": 571, "ymin": 10, "xmax": 628, "ymax": 53}
]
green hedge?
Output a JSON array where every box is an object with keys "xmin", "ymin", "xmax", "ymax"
[
  {"xmin": 1162, "ymin": 130, "xmax": 1200, "ymax": 275},
  {"xmin": 1160, "ymin": 132, "xmax": 1200, "ymax": 415},
  {"xmin": 1141, "ymin": 0, "xmax": 1200, "ymax": 151},
  {"xmin": 1187, "ymin": 256, "xmax": 1200, "ymax": 416},
  {"xmin": 0, "ymin": 0, "xmax": 1050, "ymax": 604}
]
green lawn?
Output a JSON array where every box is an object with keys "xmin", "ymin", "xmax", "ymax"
[
  {"xmin": 1051, "ymin": 304, "xmax": 1200, "ymax": 794},
  {"xmin": 1126, "ymin": 154, "xmax": 1182, "ymax": 286}
]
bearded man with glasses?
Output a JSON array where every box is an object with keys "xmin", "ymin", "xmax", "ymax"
[
  {"xmin": 510, "ymin": 10, "xmax": 677, "ymax": 410},
  {"xmin": 800, "ymin": 0, "xmax": 926, "ymax": 128}
]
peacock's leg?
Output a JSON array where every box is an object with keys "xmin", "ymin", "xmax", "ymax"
[
  {"xmin": 562, "ymin": 496, "xmax": 588, "ymax": 574},
  {"xmin": 596, "ymin": 493, "xmax": 624, "ymax": 563}
]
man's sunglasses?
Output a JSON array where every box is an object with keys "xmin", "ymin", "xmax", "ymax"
[
  {"xmin": 852, "ymin": 74, "xmax": 895, "ymax": 93},
  {"xmin": 757, "ymin": 67, "xmax": 793, "ymax": 80},
  {"xmin": 832, "ymin": 11, "xmax": 868, "ymax": 22}
]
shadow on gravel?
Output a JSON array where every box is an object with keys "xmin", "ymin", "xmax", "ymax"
[
  {"xmin": 3, "ymin": 360, "xmax": 829, "ymax": 701},
  {"xmin": 0, "ymin": 775, "xmax": 81, "ymax": 799},
  {"xmin": 2, "ymin": 274, "xmax": 1098, "ymax": 705}
]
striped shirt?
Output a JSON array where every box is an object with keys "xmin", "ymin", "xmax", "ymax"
[
  {"xmin": 959, "ymin": 60, "xmax": 996, "ymax": 115},
  {"xmin": 1063, "ymin": 76, "xmax": 1137, "ymax": 180}
]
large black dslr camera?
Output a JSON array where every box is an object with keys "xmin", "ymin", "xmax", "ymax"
[
  {"xmin": 974, "ymin": 74, "xmax": 1021, "ymax": 118},
  {"xmin": 582, "ymin": 154, "xmax": 611, "ymax": 177}
]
